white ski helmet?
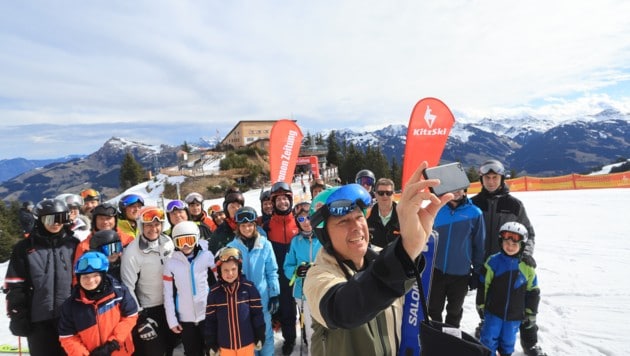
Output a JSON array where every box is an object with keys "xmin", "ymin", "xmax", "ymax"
[
  {"xmin": 172, "ymin": 220, "xmax": 200, "ymax": 240},
  {"xmin": 498, "ymin": 221, "xmax": 528, "ymax": 243}
]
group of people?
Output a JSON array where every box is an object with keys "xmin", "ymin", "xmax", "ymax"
[{"xmin": 4, "ymin": 158, "xmax": 546, "ymax": 356}]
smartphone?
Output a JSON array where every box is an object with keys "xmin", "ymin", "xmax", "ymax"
[{"xmin": 422, "ymin": 162, "xmax": 471, "ymax": 196}]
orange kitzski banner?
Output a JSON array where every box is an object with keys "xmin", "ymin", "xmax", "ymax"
[
  {"xmin": 401, "ymin": 97, "xmax": 456, "ymax": 187},
  {"xmin": 269, "ymin": 119, "xmax": 304, "ymax": 184}
]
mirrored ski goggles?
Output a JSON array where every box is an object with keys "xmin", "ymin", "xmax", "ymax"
[
  {"xmin": 77, "ymin": 255, "xmax": 106, "ymax": 271},
  {"xmin": 479, "ymin": 162, "xmax": 505, "ymax": 176},
  {"xmin": 356, "ymin": 176, "xmax": 375, "ymax": 187},
  {"xmin": 500, "ymin": 231, "xmax": 524, "ymax": 243},
  {"xmin": 376, "ymin": 190, "xmax": 394, "ymax": 197},
  {"xmin": 185, "ymin": 193, "xmax": 204, "ymax": 204},
  {"xmin": 217, "ymin": 247, "xmax": 241, "ymax": 263},
  {"xmin": 140, "ymin": 208, "xmax": 165, "ymax": 223},
  {"xmin": 173, "ymin": 235, "xmax": 197, "ymax": 249},
  {"xmin": 235, "ymin": 210, "xmax": 257, "ymax": 224},
  {"xmin": 41, "ymin": 213, "xmax": 70, "ymax": 226},
  {"xmin": 166, "ymin": 200, "xmax": 187, "ymax": 213},
  {"xmin": 81, "ymin": 189, "xmax": 101, "ymax": 201},
  {"xmin": 296, "ymin": 215, "xmax": 310, "ymax": 223},
  {"xmin": 97, "ymin": 241, "xmax": 123, "ymax": 256},
  {"xmin": 120, "ymin": 194, "xmax": 144, "ymax": 208}
]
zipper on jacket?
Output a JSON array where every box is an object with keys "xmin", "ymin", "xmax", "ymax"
[{"xmin": 503, "ymin": 257, "xmax": 515, "ymax": 319}]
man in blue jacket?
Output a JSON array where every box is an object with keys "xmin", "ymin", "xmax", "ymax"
[{"xmin": 428, "ymin": 189, "xmax": 485, "ymax": 328}]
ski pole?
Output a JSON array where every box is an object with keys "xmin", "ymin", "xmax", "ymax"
[{"xmin": 18, "ymin": 336, "xmax": 22, "ymax": 356}]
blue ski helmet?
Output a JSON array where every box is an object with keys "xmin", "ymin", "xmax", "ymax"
[{"xmin": 75, "ymin": 251, "xmax": 109, "ymax": 275}]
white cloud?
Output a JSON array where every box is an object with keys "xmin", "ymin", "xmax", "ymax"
[{"xmin": 1, "ymin": 0, "xmax": 629, "ymax": 158}]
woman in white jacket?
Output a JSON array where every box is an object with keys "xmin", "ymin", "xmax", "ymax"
[{"xmin": 163, "ymin": 221, "xmax": 216, "ymax": 356}]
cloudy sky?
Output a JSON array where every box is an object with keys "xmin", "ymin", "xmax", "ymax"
[{"xmin": 1, "ymin": 0, "xmax": 630, "ymax": 159}]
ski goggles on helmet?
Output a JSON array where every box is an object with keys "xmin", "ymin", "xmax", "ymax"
[
  {"xmin": 97, "ymin": 241, "xmax": 124, "ymax": 256},
  {"xmin": 356, "ymin": 176, "xmax": 375, "ymax": 187},
  {"xmin": 140, "ymin": 208, "xmax": 165, "ymax": 223},
  {"xmin": 41, "ymin": 213, "xmax": 70, "ymax": 226},
  {"xmin": 166, "ymin": 200, "xmax": 187, "ymax": 213},
  {"xmin": 500, "ymin": 231, "xmax": 524, "ymax": 243},
  {"xmin": 479, "ymin": 161, "xmax": 505, "ymax": 176},
  {"xmin": 217, "ymin": 247, "xmax": 241, "ymax": 265},
  {"xmin": 296, "ymin": 215, "xmax": 310, "ymax": 223},
  {"xmin": 120, "ymin": 194, "xmax": 144, "ymax": 208},
  {"xmin": 81, "ymin": 189, "xmax": 101, "ymax": 201},
  {"xmin": 310, "ymin": 184, "xmax": 372, "ymax": 228},
  {"xmin": 76, "ymin": 254, "xmax": 107, "ymax": 272},
  {"xmin": 173, "ymin": 235, "xmax": 197, "ymax": 249},
  {"xmin": 235, "ymin": 210, "xmax": 257, "ymax": 224},
  {"xmin": 271, "ymin": 181, "xmax": 291, "ymax": 194},
  {"xmin": 185, "ymin": 193, "xmax": 204, "ymax": 204},
  {"xmin": 93, "ymin": 204, "xmax": 117, "ymax": 217}
]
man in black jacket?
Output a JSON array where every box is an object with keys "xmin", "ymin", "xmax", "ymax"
[
  {"xmin": 471, "ymin": 159, "xmax": 547, "ymax": 356},
  {"xmin": 18, "ymin": 201, "xmax": 35, "ymax": 237},
  {"xmin": 367, "ymin": 178, "xmax": 400, "ymax": 248}
]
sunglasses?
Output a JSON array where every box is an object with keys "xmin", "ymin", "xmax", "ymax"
[
  {"xmin": 97, "ymin": 241, "xmax": 123, "ymax": 256},
  {"xmin": 500, "ymin": 231, "xmax": 523, "ymax": 243},
  {"xmin": 297, "ymin": 215, "xmax": 310, "ymax": 223},
  {"xmin": 235, "ymin": 210, "xmax": 257, "ymax": 224},
  {"xmin": 140, "ymin": 208, "xmax": 165, "ymax": 223},
  {"xmin": 41, "ymin": 213, "xmax": 70, "ymax": 226},
  {"xmin": 376, "ymin": 190, "xmax": 394, "ymax": 197},
  {"xmin": 80, "ymin": 189, "xmax": 100, "ymax": 200},
  {"xmin": 173, "ymin": 235, "xmax": 197, "ymax": 249},
  {"xmin": 185, "ymin": 193, "xmax": 204, "ymax": 204},
  {"xmin": 77, "ymin": 255, "xmax": 106, "ymax": 271},
  {"xmin": 166, "ymin": 200, "xmax": 187, "ymax": 213},
  {"xmin": 356, "ymin": 176, "xmax": 375, "ymax": 187}
]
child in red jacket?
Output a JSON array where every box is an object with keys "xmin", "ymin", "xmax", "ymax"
[{"xmin": 58, "ymin": 251, "xmax": 138, "ymax": 356}]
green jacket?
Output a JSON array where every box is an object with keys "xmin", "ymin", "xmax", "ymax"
[{"xmin": 304, "ymin": 240, "xmax": 419, "ymax": 356}]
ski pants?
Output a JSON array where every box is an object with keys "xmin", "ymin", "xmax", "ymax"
[
  {"xmin": 480, "ymin": 312, "xmax": 520, "ymax": 355},
  {"xmin": 27, "ymin": 318, "xmax": 65, "ymax": 356},
  {"xmin": 427, "ymin": 269, "xmax": 469, "ymax": 328},
  {"xmin": 180, "ymin": 321, "xmax": 206, "ymax": 356}
]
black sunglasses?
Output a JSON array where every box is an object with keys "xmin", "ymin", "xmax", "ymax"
[{"xmin": 376, "ymin": 191, "xmax": 394, "ymax": 197}]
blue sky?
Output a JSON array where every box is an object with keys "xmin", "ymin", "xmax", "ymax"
[{"xmin": 1, "ymin": 1, "xmax": 630, "ymax": 159}]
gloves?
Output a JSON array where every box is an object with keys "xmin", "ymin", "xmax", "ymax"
[
  {"xmin": 254, "ymin": 341, "xmax": 263, "ymax": 351},
  {"xmin": 296, "ymin": 263, "xmax": 310, "ymax": 277},
  {"xmin": 521, "ymin": 254, "xmax": 537, "ymax": 268},
  {"xmin": 8, "ymin": 306, "xmax": 31, "ymax": 337},
  {"xmin": 468, "ymin": 272, "xmax": 480, "ymax": 291},
  {"xmin": 523, "ymin": 314, "xmax": 537, "ymax": 329},
  {"xmin": 90, "ymin": 340, "xmax": 120, "ymax": 356},
  {"xmin": 268, "ymin": 296, "xmax": 280, "ymax": 315},
  {"xmin": 137, "ymin": 316, "xmax": 159, "ymax": 341}
]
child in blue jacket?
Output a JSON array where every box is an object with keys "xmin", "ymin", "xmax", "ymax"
[{"xmin": 476, "ymin": 222, "xmax": 541, "ymax": 356}]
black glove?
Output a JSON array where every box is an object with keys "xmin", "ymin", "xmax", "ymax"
[
  {"xmin": 268, "ymin": 296, "xmax": 280, "ymax": 315},
  {"xmin": 136, "ymin": 315, "xmax": 159, "ymax": 341},
  {"xmin": 90, "ymin": 340, "xmax": 120, "ymax": 356},
  {"xmin": 468, "ymin": 272, "xmax": 480, "ymax": 291},
  {"xmin": 8, "ymin": 305, "xmax": 31, "ymax": 337},
  {"xmin": 296, "ymin": 263, "xmax": 310, "ymax": 278},
  {"xmin": 521, "ymin": 254, "xmax": 537, "ymax": 268}
]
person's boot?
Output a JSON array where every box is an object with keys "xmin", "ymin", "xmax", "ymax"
[
  {"xmin": 282, "ymin": 340, "xmax": 295, "ymax": 355},
  {"xmin": 523, "ymin": 345, "xmax": 548, "ymax": 356}
]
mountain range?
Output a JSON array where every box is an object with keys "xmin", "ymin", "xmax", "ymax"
[{"xmin": 1, "ymin": 109, "xmax": 628, "ymax": 202}]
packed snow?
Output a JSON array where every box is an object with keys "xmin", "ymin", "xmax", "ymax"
[{"xmin": 1, "ymin": 183, "xmax": 629, "ymax": 355}]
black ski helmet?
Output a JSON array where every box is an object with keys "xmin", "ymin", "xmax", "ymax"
[
  {"xmin": 270, "ymin": 181, "xmax": 293, "ymax": 215},
  {"xmin": 355, "ymin": 169, "xmax": 376, "ymax": 189},
  {"xmin": 223, "ymin": 188, "xmax": 245, "ymax": 218},
  {"xmin": 89, "ymin": 229, "xmax": 122, "ymax": 250},
  {"xmin": 91, "ymin": 203, "xmax": 118, "ymax": 231},
  {"xmin": 34, "ymin": 199, "xmax": 70, "ymax": 225}
]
